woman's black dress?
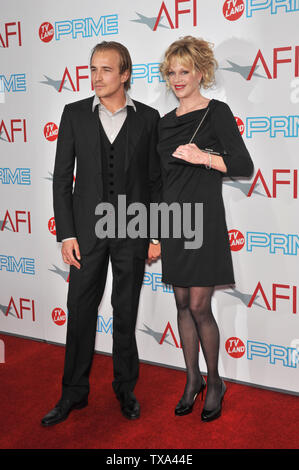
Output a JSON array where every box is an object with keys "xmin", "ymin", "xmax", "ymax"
[{"xmin": 157, "ymin": 99, "xmax": 253, "ymax": 287}]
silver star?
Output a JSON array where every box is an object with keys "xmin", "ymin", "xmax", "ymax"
[
  {"xmin": 138, "ymin": 323, "xmax": 174, "ymax": 346},
  {"xmin": 220, "ymin": 60, "xmax": 266, "ymax": 80},
  {"xmin": 40, "ymin": 75, "xmax": 72, "ymax": 92},
  {"xmin": 223, "ymin": 288, "xmax": 266, "ymax": 309},
  {"xmin": 131, "ymin": 12, "xmax": 169, "ymax": 30},
  {"xmin": 49, "ymin": 265, "xmax": 69, "ymax": 282}
]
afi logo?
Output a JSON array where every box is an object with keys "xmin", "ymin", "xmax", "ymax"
[
  {"xmin": 44, "ymin": 122, "xmax": 58, "ymax": 141},
  {"xmin": 248, "ymin": 169, "xmax": 298, "ymax": 199},
  {"xmin": 0, "ymin": 22, "xmax": 22, "ymax": 47},
  {"xmin": 228, "ymin": 229, "xmax": 245, "ymax": 251},
  {"xmin": 0, "ymin": 119, "xmax": 27, "ymax": 143},
  {"xmin": 248, "ymin": 46, "xmax": 299, "ymax": 80},
  {"xmin": 248, "ymin": 282, "xmax": 298, "ymax": 315},
  {"xmin": 39, "ymin": 22, "xmax": 54, "ymax": 43},
  {"xmin": 1, "ymin": 210, "xmax": 31, "ymax": 233},
  {"xmin": 48, "ymin": 217, "xmax": 56, "ymax": 235},
  {"xmin": 223, "ymin": 0, "xmax": 245, "ymax": 21},
  {"xmin": 5, "ymin": 297, "xmax": 36, "ymax": 321},
  {"xmin": 52, "ymin": 308, "xmax": 66, "ymax": 326},
  {"xmin": 154, "ymin": 0, "xmax": 198, "ymax": 30},
  {"xmin": 225, "ymin": 337, "xmax": 245, "ymax": 358},
  {"xmin": 59, "ymin": 66, "xmax": 91, "ymax": 92}
]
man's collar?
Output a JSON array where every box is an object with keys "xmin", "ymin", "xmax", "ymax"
[{"xmin": 92, "ymin": 92, "xmax": 136, "ymax": 113}]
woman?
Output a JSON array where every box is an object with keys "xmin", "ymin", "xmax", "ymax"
[{"xmin": 158, "ymin": 36, "xmax": 253, "ymax": 422}]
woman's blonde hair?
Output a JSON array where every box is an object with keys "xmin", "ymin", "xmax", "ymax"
[{"xmin": 160, "ymin": 36, "xmax": 217, "ymax": 89}]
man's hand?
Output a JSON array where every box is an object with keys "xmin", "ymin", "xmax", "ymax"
[
  {"xmin": 61, "ymin": 239, "xmax": 81, "ymax": 269},
  {"xmin": 147, "ymin": 242, "xmax": 161, "ymax": 265}
]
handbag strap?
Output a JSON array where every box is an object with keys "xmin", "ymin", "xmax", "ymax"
[{"xmin": 188, "ymin": 107, "xmax": 210, "ymax": 144}]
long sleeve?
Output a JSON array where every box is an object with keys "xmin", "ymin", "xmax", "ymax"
[
  {"xmin": 53, "ymin": 105, "xmax": 76, "ymax": 242},
  {"xmin": 212, "ymin": 102, "xmax": 253, "ymax": 178}
]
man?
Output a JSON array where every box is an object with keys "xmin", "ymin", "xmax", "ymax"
[{"xmin": 41, "ymin": 41, "xmax": 161, "ymax": 426}]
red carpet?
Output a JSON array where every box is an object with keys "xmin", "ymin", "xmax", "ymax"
[{"xmin": 0, "ymin": 333, "xmax": 298, "ymax": 450}]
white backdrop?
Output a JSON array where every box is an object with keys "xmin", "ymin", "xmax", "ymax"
[{"xmin": 1, "ymin": 0, "xmax": 299, "ymax": 394}]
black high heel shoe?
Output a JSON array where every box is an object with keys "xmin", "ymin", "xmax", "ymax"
[
  {"xmin": 201, "ymin": 379, "xmax": 226, "ymax": 422},
  {"xmin": 175, "ymin": 377, "xmax": 206, "ymax": 416}
]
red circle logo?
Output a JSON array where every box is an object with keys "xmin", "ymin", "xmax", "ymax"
[
  {"xmin": 39, "ymin": 22, "xmax": 54, "ymax": 42},
  {"xmin": 223, "ymin": 0, "xmax": 245, "ymax": 21},
  {"xmin": 48, "ymin": 217, "xmax": 56, "ymax": 235},
  {"xmin": 235, "ymin": 116, "xmax": 245, "ymax": 135},
  {"xmin": 228, "ymin": 229, "xmax": 245, "ymax": 251},
  {"xmin": 225, "ymin": 337, "xmax": 245, "ymax": 358},
  {"xmin": 52, "ymin": 308, "xmax": 66, "ymax": 326},
  {"xmin": 44, "ymin": 122, "xmax": 58, "ymax": 141}
]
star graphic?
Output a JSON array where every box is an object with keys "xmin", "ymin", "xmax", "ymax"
[
  {"xmin": 0, "ymin": 219, "xmax": 12, "ymax": 231},
  {"xmin": 0, "ymin": 130, "xmax": 8, "ymax": 142},
  {"xmin": 138, "ymin": 323, "xmax": 174, "ymax": 346},
  {"xmin": 49, "ymin": 265, "xmax": 69, "ymax": 282},
  {"xmin": 220, "ymin": 60, "xmax": 266, "ymax": 80},
  {"xmin": 0, "ymin": 303, "xmax": 15, "ymax": 317},
  {"xmin": 43, "ymin": 171, "xmax": 53, "ymax": 181},
  {"xmin": 130, "ymin": 12, "xmax": 169, "ymax": 30},
  {"xmin": 39, "ymin": 75, "xmax": 72, "ymax": 92},
  {"xmin": 224, "ymin": 178, "xmax": 266, "ymax": 197},
  {"xmin": 223, "ymin": 288, "xmax": 266, "ymax": 309}
]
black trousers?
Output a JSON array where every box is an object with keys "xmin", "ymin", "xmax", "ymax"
[{"xmin": 61, "ymin": 238, "xmax": 146, "ymax": 403}]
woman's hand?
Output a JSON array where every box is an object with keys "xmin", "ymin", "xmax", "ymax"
[{"xmin": 172, "ymin": 143, "xmax": 208, "ymax": 165}]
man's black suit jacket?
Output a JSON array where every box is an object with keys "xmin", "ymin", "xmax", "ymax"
[{"xmin": 53, "ymin": 95, "xmax": 161, "ymax": 257}]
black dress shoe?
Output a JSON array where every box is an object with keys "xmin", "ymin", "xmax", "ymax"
[
  {"xmin": 175, "ymin": 377, "xmax": 206, "ymax": 416},
  {"xmin": 41, "ymin": 397, "xmax": 88, "ymax": 427},
  {"xmin": 201, "ymin": 380, "xmax": 226, "ymax": 422},
  {"xmin": 118, "ymin": 392, "xmax": 140, "ymax": 420}
]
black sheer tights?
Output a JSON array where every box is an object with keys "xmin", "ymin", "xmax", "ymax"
[{"xmin": 173, "ymin": 285, "xmax": 223, "ymax": 411}]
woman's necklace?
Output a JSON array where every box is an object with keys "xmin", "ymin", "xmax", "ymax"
[{"xmin": 177, "ymin": 98, "xmax": 209, "ymax": 116}]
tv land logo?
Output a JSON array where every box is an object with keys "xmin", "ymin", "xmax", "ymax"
[
  {"xmin": 38, "ymin": 15, "xmax": 118, "ymax": 43},
  {"xmin": 1, "ymin": 297, "xmax": 36, "ymax": 321},
  {"xmin": 0, "ymin": 21, "xmax": 22, "ymax": 48},
  {"xmin": 131, "ymin": 0, "xmax": 198, "ymax": 31},
  {"xmin": 223, "ymin": 0, "xmax": 299, "ymax": 20},
  {"xmin": 44, "ymin": 123, "xmax": 58, "ymax": 142},
  {"xmin": 48, "ymin": 217, "xmax": 56, "ymax": 236},
  {"xmin": 228, "ymin": 230, "xmax": 245, "ymax": 251},
  {"xmin": 0, "ymin": 119, "xmax": 27, "ymax": 143},
  {"xmin": 52, "ymin": 307, "xmax": 67, "ymax": 326},
  {"xmin": 226, "ymin": 337, "xmax": 299, "ymax": 368},
  {"xmin": 235, "ymin": 117, "xmax": 245, "ymax": 135},
  {"xmin": 0, "ymin": 168, "xmax": 31, "ymax": 185},
  {"xmin": 225, "ymin": 337, "xmax": 246, "ymax": 358}
]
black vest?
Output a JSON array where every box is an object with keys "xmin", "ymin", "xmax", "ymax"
[{"xmin": 99, "ymin": 117, "xmax": 127, "ymax": 205}]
